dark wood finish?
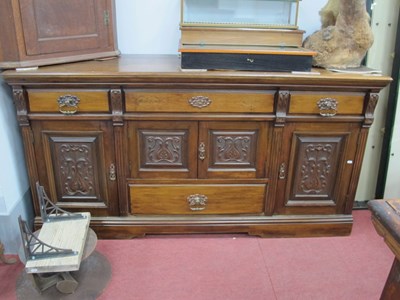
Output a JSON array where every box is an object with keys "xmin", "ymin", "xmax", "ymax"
[
  {"xmin": 199, "ymin": 121, "xmax": 269, "ymax": 179},
  {"xmin": 1, "ymin": 54, "xmax": 392, "ymax": 238},
  {"xmin": 31, "ymin": 121, "xmax": 119, "ymax": 216},
  {"xmin": 276, "ymin": 122, "xmax": 359, "ymax": 215},
  {"xmin": 0, "ymin": 0, "xmax": 119, "ymax": 69},
  {"xmin": 181, "ymin": 52, "xmax": 313, "ymax": 72},
  {"xmin": 128, "ymin": 121, "xmax": 198, "ymax": 179},
  {"xmin": 368, "ymin": 199, "xmax": 400, "ymax": 299}
]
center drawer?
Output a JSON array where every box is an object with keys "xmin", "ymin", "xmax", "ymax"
[
  {"xmin": 129, "ymin": 184, "xmax": 266, "ymax": 215},
  {"xmin": 125, "ymin": 90, "xmax": 274, "ymax": 113}
]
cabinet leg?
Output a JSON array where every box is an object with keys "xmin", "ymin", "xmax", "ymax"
[{"xmin": 381, "ymin": 258, "xmax": 400, "ymax": 300}]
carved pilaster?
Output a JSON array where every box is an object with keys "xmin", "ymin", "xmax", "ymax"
[
  {"xmin": 110, "ymin": 89, "xmax": 123, "ymax": 126},
  {"xmin": 12, "ymin": 87, "xmax": 29, "ymax": 126},
  {"xmin": 363, "ymin": 92, "xmax": 379, "ymax": 127},
  {"xmin": 110, "ymin": 88, "xmax": 128, "ymax": 215},
  {"xmin": 275, "ymin": 90, "xmax": 290, "ymax": 127}
]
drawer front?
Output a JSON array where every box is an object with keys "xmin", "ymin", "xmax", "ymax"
[
  {"xmin": 28, "ymin": 90, "xmax": 110, "ymax": 113},
  {"xmin": 289, "ymin": 92, "xmax": 365, "ymax": 116},
  {"xmin": 125, "ymin": 90, "xmax": 274, "ymax": 113},
  {"xmin": 130, "ymin": 184, "xmax": 266, "ymax": 215}
]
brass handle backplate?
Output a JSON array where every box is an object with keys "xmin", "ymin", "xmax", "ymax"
[
  {"xmin": 187, "ymin": 194, "xmax": 208, "ymax": 211},
  {"xmin": 317, "ymin": 98, "xmax": 338, "ymax": 117},
  {"xmin": 188, "ymin": 96, "xmax": 212, "ymax": 108},
  {"xmin": 279, "ymin": 163, "xmax": 286, "ymax": 180},
  {"xmin": 109, "ymin": 163, "xmax": 116, "ymax": 181},
  {"xmin": 199, "ymin": 142, "xmax": 206, "ymax": 161},
  {"xmin": 58, "ymin": 95, "xmax": 80, "ymax": 115}
]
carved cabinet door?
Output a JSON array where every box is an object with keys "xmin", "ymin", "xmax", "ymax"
[
  {"xmin": 32, "ymin": 121, "xmax": 119, "ymax": 216},
  {"xmin": 128, "ymin": 121, "xmax": 199, "ymax": 179},
  {"xmin": 275, "ymin": 122, "xmax": 360, "ymax": 215},
  {"xmin": 198, "ymin": 121, "xmax": 269, "ymax": 179}
]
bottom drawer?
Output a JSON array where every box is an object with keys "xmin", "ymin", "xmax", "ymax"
[{"xmin": 129, "ymin": 184, "xmax": 266, "ymax": 215}]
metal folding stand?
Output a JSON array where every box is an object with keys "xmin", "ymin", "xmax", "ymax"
[{"xmin": 18, "ymin": 182, "xmax": 92, "ymax": 294}]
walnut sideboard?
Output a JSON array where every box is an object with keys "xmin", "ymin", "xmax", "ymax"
[{"xmin": 2, "ymin": 55, "xmax": 392, "ymax": 238}]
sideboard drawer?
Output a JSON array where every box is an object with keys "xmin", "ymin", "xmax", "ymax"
[
  {"xmin": 28, "ymin": 90, "xmax": 110, "ymax": 114},
  {"xmin": 125, "ymin": 90, "xmax": 274, "ymax": 113},
  {"xmin": 129, "ymin": 184, "xmax": 266, "ymax": 215},
  {"xmin": 289, "ymin": 92, "xmax": 365, "ymax": 116}
]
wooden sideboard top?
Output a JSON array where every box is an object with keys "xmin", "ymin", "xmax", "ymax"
[{"xmin": 1, "ymin": 54, "xmax": 392, "ymax": 89}]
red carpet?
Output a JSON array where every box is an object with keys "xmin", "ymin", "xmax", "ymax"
[{"xmin": 0, "ymin": 210, "xmax": 394, "ymax": 300}]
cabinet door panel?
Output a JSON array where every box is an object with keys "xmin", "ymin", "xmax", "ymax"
[
  {"xmin": 199, "ymin": 122, "xmax": 269, "ymax": 179},
  {"xmin": 275, "ymin": 123, "xmax": 359, "ymax": 214},
  {"xmin": 32, "ymin": 121, "xmax": 118, "ymax": 216},
  {"xmin": 128, "ymin": 121, "xmax": 198, "ymax": 179},
  {"xmin": 19, "ymin": 0, "xmax": 110, "ymax": 55}
]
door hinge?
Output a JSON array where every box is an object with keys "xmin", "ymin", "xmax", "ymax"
[{"xmin": 103, "ymin": 10, "xmax": 110, "ymax": 26}]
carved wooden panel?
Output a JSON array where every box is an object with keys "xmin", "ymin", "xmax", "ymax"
[
  {"xmin": 128, "ymin": 121, "xmax": 198, "ymax": 179},
  {"xmin": 212, "ymin": 132, "xmax": 256, "ymax": 167},
  {"xmin": 289, "ymin": 135, "xmax": 344, "ymax": 202},
  {"xmin": 142, "ymin": 132, "xmax": 185, "ymax": 167},
  {"xmin": 32, "ymin": 121, "xmax": 118, "ymax": 216},
  {"xmin": 274, "ymin": 123, "xmax": 360, "ymax": 215},
  {"xmin": 49, "ymin": 136, "xmax": 100, "ymax": 201},
  {"xmin": 199, "ymin": 122, "xmax": 268, "ymax": 179}
]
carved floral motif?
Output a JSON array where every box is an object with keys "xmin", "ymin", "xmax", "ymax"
[
  {"xmin": 145, "ymin": 136, "xmax": 182, "ymax": 164},
  {"xmin": 59, "ymin": 144, "xmax": 95, "ymax": 196},
  {"xmin": 300, "ymin": 144, "xmax": 333, "ymax": 194},
  {"xmin": 216, "ymin": 136, "xmax": 250, "ymax": 163}
]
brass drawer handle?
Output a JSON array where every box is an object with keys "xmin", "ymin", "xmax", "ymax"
[
  {"xmin": 199, "ymin": 142, "xmax": 206, "ymax": 161},
  {"xmin": 317, "ymin": 98, "xmax": 338, "ymax": 117},
  {"xmin": 58, "ymin": 95, "xmax": 80, "ymax": 115},
  {"xmin": 187, "ymin": 194, "xmax": 208, "ymax": 211},
  {"xmin": 188, "ymin": 96, "xmax": 212, "ymax": 108}
]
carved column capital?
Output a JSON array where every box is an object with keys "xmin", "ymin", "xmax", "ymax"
[
  {"xmin": 363, "ymin": 92, "xmax": 379, "ymax": 127},
  {"xmin": 110, "ymin": 89, "xmax": 123, "ymax": 126},
  {"xmin": 275, "ymin": 90, "xmax": 290, "ymax": 127},
  {"xmin": 12, "ymin": 87, "xmax": 29, "ymax": 126}
]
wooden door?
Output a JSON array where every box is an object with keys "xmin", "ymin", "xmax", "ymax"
[
  {"xmin": 32, "ymin": 121, "xmax": 118, "ymax": 216},
  {"xmin": 198, "ymin": 121, "xmax": 269, "ymax": 179},
  {"xmin": 18, "ymin": 0, "xmax": 112, "ymax": 56},
  {"xmin": 128, "ymin": 121, "xmax": 198, "ymax": 179},
  {"xmin": 275, "ymin": 123, "xmax": 360, "ymax": 215}
]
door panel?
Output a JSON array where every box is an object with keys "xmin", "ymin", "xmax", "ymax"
[
  {"xmin": 19, "ymin": 0, "xmax": 110, "ymax": 55},
  {"xmin": 32, "ymin": 121, "xmax": 118, "ymax": 216},
  {"xmin": 275, "ymin": 123, "xmax": 359, "ymax": 214},
  {"xmin": 199, "ymin": 122, "xmax": 269, "ymax": 179},
  {"xmin": 128, "ymin": 121, "xmax": 198, "ymax": 179}
]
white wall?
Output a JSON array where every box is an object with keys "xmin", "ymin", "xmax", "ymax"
[
  {"xmin": 357, "ymin": 0, "xmax": 399, "ymax": 200},
  {"xmin": 384, "ymin": 77, "xmax": 400, "ymax": 198},
  {"xmin": 115, "ymin": 0, "xmax": 325, "ymax": 54},
  {"xmin": 0, "ymin": 79, "xmax": 32, "ymax": 253}
]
